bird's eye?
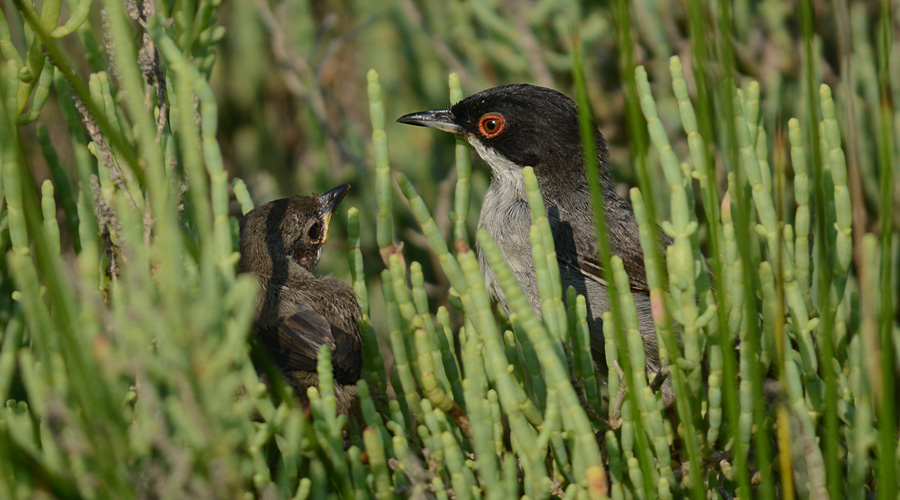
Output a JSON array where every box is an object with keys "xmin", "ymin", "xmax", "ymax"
[
  {"xmin": 306, "ymin": 219, "xmax": 323, "ymax": 242},
  {"xmin": 478, "ymin": 113, "xmax": 506, "ymax": 138}
]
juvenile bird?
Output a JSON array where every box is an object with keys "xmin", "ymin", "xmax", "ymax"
[
  {"xmin": 238, "ymin": 184, "xmax": 363, "ymax": 415},
  {"xmin": 398, "ymin": 84, "xmax": 674, "ymax": 405}
]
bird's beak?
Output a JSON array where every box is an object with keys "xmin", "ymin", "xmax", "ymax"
[
  {"xmin": 397, "ymin": 109, "xmax": 464, "ymax": 136},
  {"xmin": 317, "ymin": 184, "xmax": 350, "ymax": 242}
]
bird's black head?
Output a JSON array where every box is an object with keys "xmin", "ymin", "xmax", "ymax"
[
  {"xmin": 238, "ymin": 184, "xmax": 350, "ymax": 275},
  {"xmin": 398, "ymin": 84, "xmax": 608, "ymax": 189}
]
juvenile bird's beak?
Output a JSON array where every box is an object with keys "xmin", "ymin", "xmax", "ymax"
[
  {"xmin": 317, "ymin": 184, "xmax": 350, "ymax": 241},
  {"xmin": 397, "ymin": 109, "xmax": 464, "ymax": 136}
]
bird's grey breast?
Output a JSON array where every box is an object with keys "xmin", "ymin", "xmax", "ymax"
[{"xmin": 470, "ymin": 141, "xmax": 540, "ymax": 313}]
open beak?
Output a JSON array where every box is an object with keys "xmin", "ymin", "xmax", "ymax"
[
  {"xmin": 317, "ymin": 184, "xmax": 350, "ymax": 241},
  {"xmin": 397, "ymin": 109, "xmax": 465, "ymax": 136}
]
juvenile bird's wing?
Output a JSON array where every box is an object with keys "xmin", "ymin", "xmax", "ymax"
[
  {"xmin": 256, "ymin": 289, "xmax": 363, "ymax": 385},
  {"xmin": 324, "ymin": 299, "xmax": 364, "ymax": 386},
  {"xmin": 256, "ymin": 297, "xmax": 334, "ymax": 375}
]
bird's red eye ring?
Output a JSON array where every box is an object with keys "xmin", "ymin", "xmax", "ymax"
[{"xmin": 478, "ymin": 113, "xmax": 506, "ymax": 138}]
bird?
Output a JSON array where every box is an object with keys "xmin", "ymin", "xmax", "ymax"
[
  {"xmin": 238, "ymin": 184, "xmax": 363, "ymax": 415},
  {"xmin": 398, "ymin": 84, "xmax": 675, "ymax": 406}
]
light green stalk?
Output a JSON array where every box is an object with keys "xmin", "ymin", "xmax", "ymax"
[
  {"xmin": 368, "ymin": 70, "xmax": 396, "ymax": 263},
  {"xmin": 568, "ymin": 287, "xmax": 602, "ymax": 416},
  {"xmin": 477, "ymin": 229, "xmax": 600, "ymax": 487},
  {"xmin": 523, "ymin": 168, "xmax": 568, "ymax": 343},
  {"xmin": 820, "ymin": 89, "xmax": 856, "ymax": 282},
  {"xmin": 449, "ymin": 73, "xmax": 472, "ymax": 243},
  {"xmin": 40, "ymin": 180, "xmax": 60, "ymax": 256},
  {"xmin": 631, "ymin": 189, "xmax": 705, "ymax": 492},
  {"xmin": 874, "ymin": 1, "xmax": 896, "ymax": 496}
]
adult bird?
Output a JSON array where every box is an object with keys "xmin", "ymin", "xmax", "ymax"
[
  {"xmin": 398, "ymin": 84, "xmax": 674, "ymax": 405},
  {"xmin": 238, "ymin": 184, "xmax": 363, "ymax": 415}
]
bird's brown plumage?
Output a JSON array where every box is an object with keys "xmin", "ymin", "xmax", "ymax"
[{"xmin": 238, "ymin": 185, "xmax": 362, "ymax": 415}]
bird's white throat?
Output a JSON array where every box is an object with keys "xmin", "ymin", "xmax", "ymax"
[
  {"xmin": 467, "ymin": 138, "xmax": 539, "ymax": 317},
  {"xmin": 468, "ymin": 140, "xmax": 528, "ymax": 202}
]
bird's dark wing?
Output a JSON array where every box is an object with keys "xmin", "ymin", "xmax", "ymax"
[
  {"xmin": 257, "ymin": 298, "xmax": 334, "ymax": 375},
  {"xmin": 566, "ymin": 248, "xmax": 650, "ymax": 294},
  {"xmin": 550, "ymin": 213, "xmax": 653, "ymax": 295},
  {"xmin": 556, "ymin": 251, "xmax": 650, "ymax": 294},
  {"xmin": 602, "ymin": 218, "xmax": 673, "ymax": 294},
  {"xmin": 256, "ymin": 290, "xmax": 363, "ymax": 386},
  {"xmin": 329, "ymin": 316, "xmax": 363, "ymax": 386}
]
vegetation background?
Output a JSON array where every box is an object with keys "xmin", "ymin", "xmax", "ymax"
[{"xmin": 0, "ymin": 0, "xmax": 898, "ymax": 498}]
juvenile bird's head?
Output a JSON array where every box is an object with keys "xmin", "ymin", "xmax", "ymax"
[
  {"xmin": 397, "ymin": 84, "xmax": 610, "ymax": 195},
  {"xmin": 238, "ymin": 184, "xmax": 350, "ymax": 275}
]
